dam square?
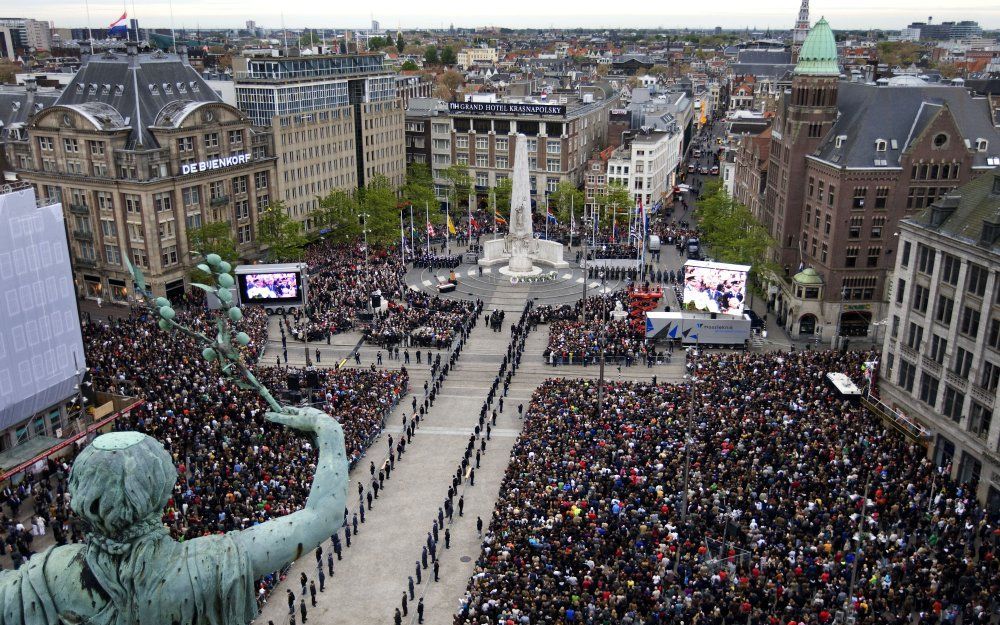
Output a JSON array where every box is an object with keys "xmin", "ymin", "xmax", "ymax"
[{"xmin": 0, "ymin": 2, "xmax": 998, "ymax": 624}]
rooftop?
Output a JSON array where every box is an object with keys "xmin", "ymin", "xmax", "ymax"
[
  {"xmin": 794, "ymin": 18, "xmax": 840, "ymax": 77},
  {"xmin": 908, "ymin": 169, "xmax": 1000, "ymax": 252}
]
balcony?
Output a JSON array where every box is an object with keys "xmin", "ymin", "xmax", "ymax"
[
  {"xmin": 210, "ymin": 195, "xmax": 230, "ymax": 207},
  {"xmin": 76, "ymin": 258, "xmax": 97, "ymax": 268},
  {"xmin": 945, "ymin": 371, "xmax": 968, "ymax": 390},
  {"xmin": 970, "ymin": 384, "xmax": 995, "ymax": 407},
  {"xmin": 69, "ymin": 203, "xmax": 90, "ymax": 215},
  {"xmin": 921, "ymin": 356, "xmax": 942, "ymax": 374},
  {"xmin": 72, "ymin": 230, "xmax": 93, "ymax": 241}
]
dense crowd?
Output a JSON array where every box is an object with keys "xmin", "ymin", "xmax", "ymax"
[
  {"xmin": 458, "ymin": 349, "xmax": 999, "ymax": 625},
  {"xmin": 1, "ymin": 303, "xmax": 407, "ymax": 564},
  {"xmin": 364, "ymin": 292, "xmax": 477, "ymax": 349},
  {"xmin": 529, "ymin": 294, "xmax": 624, "ymax": 325},
  {"xmin": 412, "ymin": 253, "xmax": 462, "ymax": 269},
  {"xmin": 543, "ymin": 318, "xmax": 647, "ymax": 365},
  {"xmin": 286, "ymin": 243, "xmax": 407, "ymax": 341},
  {"xmin": 589, "ymin": 243, "xmax": 639, "ymax": 260}
]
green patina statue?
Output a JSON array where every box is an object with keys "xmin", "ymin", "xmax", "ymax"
[{"xmin": 0, "ymin": 255, "xmax": 347, "ymax": 625}]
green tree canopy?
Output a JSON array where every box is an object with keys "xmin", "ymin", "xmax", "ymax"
[
  {"xmin": 359, "ymin": 174, "xmax": 404, "ymax": 246},
  {"xmin": 443, "ymin": 164, "xmax": 472, "ymax": 212},
  {"xmin": 594, "ymin": 181, "xmax": 631, "ymax": 230},
  {"xmin": 186, "ymin": 221, "xmax": 238, "ymax": 281},
  {"xmin": 547, "ymin": 181, "xmax": 584, "ymax": 224},
  {"xmin": 396, "ymin": 33, "xmax": 405, "ymax": 53},
  {"xmin": 693, "ymin": 180, "xmax": 778, "ymax": 286},
  {"xmin": 257, "ymin": 202, "xmax": 307, "ymax": 261},
  {"xmin": 440, "ymin": 45, "xmax": 457, "ymax": 65},
  {"xmin": 401, "ymin": 59, "xmax": 419, "ymax": 71},
  {"xmin": 424, "ymin": 45, "xmax": 439, "ymax": 65},
  {"xmin": 314, "ymin": 189, "xmax": 360, "ymax": 244},
  {"xmin": 403, "ymin": 164, "xmax": 440, "ymax": 224}
]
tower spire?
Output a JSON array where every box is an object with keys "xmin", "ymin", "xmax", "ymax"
[{"xmin": 792, "ymin": 0, "xmax": 811, "ymax": 60}]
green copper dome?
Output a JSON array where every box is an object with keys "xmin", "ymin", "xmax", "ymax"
[
  {"xmin": 793, "ymin": 267, "xmax": 824, "ymax": 285},
  {"xmin": 794, "ymin": 18, "xmax": 840, "ymax": 76}
]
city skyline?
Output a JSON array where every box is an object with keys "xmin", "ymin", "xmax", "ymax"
[{"xmin": 25, "ymin": 0, "xmax": 1000, "ymax": 31}]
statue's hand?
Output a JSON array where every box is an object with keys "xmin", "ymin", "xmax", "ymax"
[{"xmin": 266, "ymin": 406, "xmax": 343, "ymax": 440}]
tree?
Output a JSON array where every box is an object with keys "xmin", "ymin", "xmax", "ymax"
[
  {"xmin": 366, "ymin": 36, "xmax": 389, "ymax": 50},
  {"xmin": 186, "ymin": 221, "xmax": 238, "ymax": 281},
  {"xmin": 396, "ymin": 33, "xmax": 405, "ymax": 53},
  {"xmin": 438, "ymin": 69, "xmax": 464, "ymax": 101},
  {"xmin": 298, "ymin": 31, "xmax": 320, "ymax": 47},
  {"xmin": 443, "ymin": 164, "xmax": 472, "ymax": 214},
  {"xmin": 257, "ymin": 202, "xmax": 307, "ymax": 261},
  {"xmin": 403, "ymin": 163, "xmax": 439, "ymax": 224},
  {"xmin": 595, "ymin": 182, "xmax": 631, "ymax": 231},
  {"xmin": 440, "ymin": 45, "xmax": 457, "ymax": 65},
  {"xmin": 693, "ymin": 180, "xmax": 779, "ymax": 286},
  {"xmin": 401, "ymin": 59, "xmax": 419, "ymax": 71},
  {"xmin": 314, "ymin": 189, "xmax": 360, "ymax": 244},
  {"xmin": 358, "ymin": 175, "xmax": 403, "ymax": 246},
  {"xmin": 547, "ymin": 181, "xmax": 584, "ymax": 224},
  {"xmin": 876, "ymin": 41, "xmax": 925, "ymax": 67},
  {"xmin": 424, "ymin": 45, "xmax": 439, "ymax": 65}
]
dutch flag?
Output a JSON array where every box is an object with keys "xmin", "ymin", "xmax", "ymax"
[{"xmin": 108, "ymin": 12, "xmax": 128, "ymax": 38}]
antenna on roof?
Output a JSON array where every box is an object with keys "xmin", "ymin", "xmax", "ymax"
[
  {"xmin": 168, "ymin": 0, "xmax": 177, "ymax": 51},
  {"xmin": 84, "ymin": 0, "xmax": 93, "ymax": 49},
  {"xmin": 281, "ymin": 12, "xmax": 288, "ymax": 56}
]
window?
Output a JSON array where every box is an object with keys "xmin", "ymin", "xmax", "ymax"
[
  {"xmin": 912, "ymin": 284, "xmax": 930, "ymax": 313},
  {"xmin": 901, "ymin": 241, "xmax": 911, "ymax": 267},
  {"xmin": 959, "ymin": 305, "xmax": 981, "ymax": 337},
  {"xmin": 235, "ymin": 200, "xmax": 249, "ymax": 221},
  {"xmin": 547, "ymin": 159, "xmax": 561, "ymax": 172},
  {"xmin": 130, "ymin": 246, "xmax": 148, "ymax": 267},
  {"xmin": 891, "ymin": 315, "xmax": 900, "ymax": 338},
  {"xmin": 455, "ymin": 136, "xmax": 468, "ymax": 148},
  {"xmin": 89, "ymin": 141, "xmax": 106, "ymax": 157},
  {"xmin": 930, "ymin": 334, "xmax": 947, "ymax": 364},
  {"xmin": 78, "ymin": 241, "xmax": 95, "ymax": 260},
  {"xmin": 979, "ymin": 360, "xmax": 1000, "ymax": 392},
  {"xmin": 906, "ymin": 322, "xmax": 924, "ymax": 350},
  {"xmin": 919, "ymin": 373, "xmax": 939, "ymax": 407},
  {"xmin": 827, "ymin": 184, "xmax": 835, "ymax": 206},
  {"xmin": 896, "ymin": 279, "xmax": 906, "ymax": 305},
  {"xmin": 496, "ymin": 156, "xmax": 508, "ymax": 169},
  {"xmin": 546, "ymin": 141, "xmax": 561, "ymax": 154},
  {"xmin": 916, "ymin": 244, "xmax": 935, "ymax": 274},
  {"xmin": 38, "ymin": 136, "xmax": 53, "ymax": 151},
  {"xmin": 874, "ymin": 186, "xmax": 889, "ymax": 209},
  {"xmin": 935, "ymin": 294, "xmax": 954, "ymax": 324},
  {"xmin": 495, "ymin": 138, "xmax": 508, "ymax": 151},
  {"xmin": 182, "ymin": 186, "xmax": 201, "ymax": 207},
  {"xmin": 154, "ymin": 192, "xmax": 173, "ymax": 212},
  {"xmin": 228, "ymin": 130, "xmax": 244, "ymax": 145},
  {"xmin": 204, "ymin": 132, "xmax": 219, "ymax": 148},
  {"xmin": 852, "ymin": 187, "xmax": 867, "ymax": 208},
  {"xmin": 989, "ymin": 317, "xmax": 1000, "ymax": 350},
  {"xmin": 871, "ymin": 216, "xmax": 885, "ymax": 239},
  {"xmin": 127, "ymin": 223, "xmax": 144, "ymax": 241},
  {"xmin": 847, "ymin": 216, "xmax": 862, "ymax": 238},
  {"xmin": 63, "ymin": 138, "xmax": 79, "ymax": 153},
  {"xmin": 125, "ymin": 195, "xmax": 142, "ymax": 214},
  {"xmin": 104, "ymin": 244, "xmax": 122, "ymax": 265},
  {"xmin": 867, "ymin": 246, "xmax": 881, "ymax": 267},
  {"xmin": 237, "ymin": 225, "xmax": 252, "ymax": 244},
  {"xmin": 100, "ymin": 219, "xmax": 117, "ymax": 239},
  {"xmin": 845, "ymin": 246, "xmax": 859, "ymax": 268},
  {"xmin": 210, "ymin": 181, "xmax": 226, "ymax": 200},
  {"xmin": 232, "ymin": 176, "xmax": 248, "ymax": 195},
  {"xmin": 817, "ymin": 180, "xmax": 824, "ymax": 202},
  {"xmin": 966, "ymin": 263, "xmax": 988, "ymax": 297},
  {"xmin": 824, "ymin": 214, "xmax": 831, "ymax": 235},
  {"xmin": 953, "ymin": 347, "xmax": 973, "ymax": 378},
  {"xmin": 808, "ymin": 177, "xmax": 814, "ymax": 197},
  {"xmin": 942, "ymin": 386, "xmax": 965, "ymax": 422},
  {"xmin": 157, "ymin": 220, "xmax": 175, "ymax": 239},
  {"xmin": 177, "ymin": 137, "xmax": 194, "ymax": 152},
  {"xmin": 255, "ymin": 172, "xmax": 269, "ymax": 190},
  {"xmin": 161, "ymin": 245, "xmax": 178, "ymax": 266},
  {"xmin": 897, "ymin": 359, "xmax": 916, "ymax": 392},
  {"xmin": 969, "ymin": 402, "xmax": 992, "ymax": 439},
  {"xmin": 941, "ymin": 254, "xmax": 961, "ymax": 285},
  {"xmin": 185, "ymin": 214, "xmax": 202, "ymax": 231},
  {"xmin": 875, "ymin": 139, "xmax": 887, "ymax": 152},
  {"xmin": 476, "ymin": 155, "xmax": 488, "ymax": 168}
]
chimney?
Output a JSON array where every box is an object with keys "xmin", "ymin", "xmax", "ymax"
[
  {"xmin": 178, "ymin": 44, "xmax": 189, "ymax": 64},
  {"xmin": 24, "ymin": 77, "xmax": 37, "ymax": 115},
  {"xmin": 126, "ymin": 40, "xmax": 139, "ymax": 67},
  {"xmin": 80, "ymin": 43, "xmax": 92, "ymax": 64}
]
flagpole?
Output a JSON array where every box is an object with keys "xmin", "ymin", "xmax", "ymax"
[
  {"xmin": 492, "ymin": 190, "xmax": 497, "ymax": 241},
  {"xmin": 425, "ymin": 201, "xmax": 430, "ymax": 255},
  {"xmin": 544, "ymin": 196, "xmax": 549, "ymax": 240},
  {"xmin": 399, "ymin": 209, "xmax": 405, "ymax": 265},
  {"xmin": 570, "ymin": 195, "xmax": 574, "ymax": 248},
  {"xmin": 445, "ymin": 200, "xmax": 450, "ymax": 254},
  {"xmin": 468, "ymin": 191, "xmax": 473, "ymax": 248},
  {"xmin": 409, "ymin": 203, "xmax": 415, "ymax": 256}
]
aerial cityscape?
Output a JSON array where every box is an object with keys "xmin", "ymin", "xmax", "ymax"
[{"xmin": 0, "ymin": 2, "xmax": 998, "ymax": 625}]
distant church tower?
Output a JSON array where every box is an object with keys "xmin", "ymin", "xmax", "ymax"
[{"xmin": 792, "ymin": 0, "xmax": 810, "ymax": 60}]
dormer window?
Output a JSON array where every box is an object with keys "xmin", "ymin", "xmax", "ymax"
[
  {"xmin": 163, "ymin": 83, "xmax": 173, "ymax": 94},
  {"xmin": 149, "ymin": 84, "xmax": 159, "ymax": 95},
  {"xmin": 114, "ymin": 85, "xmax": 124, "ymax": 96},
  {"xmin": 975, "ymin": 138, "xmax": 988, "ymax": 152},
  {"xmin": 875, "ymin": 139, "xmax": 887, "ymax": 152},
  {"xmin": 88, "ymin": 83, "xmax": 97, "ymax": 95},
  {"xmin": 835, "ymin": 135, "xmax": 846, "ymax": 149}
]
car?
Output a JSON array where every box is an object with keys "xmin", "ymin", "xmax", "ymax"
[
  {"xmin": 699, "ymin": 166, "xmax": 709, "ymax": 175},
  {"xmin": 687, "ymin": 164, "xmax": 695, "ymax": 173},
  {"xmin": 710, "ymin": 165, "xmax": 719, "ymax": 175},
  {"xmin": 744, "ymin": 309, "xmax": 766, "ymax": 332}
]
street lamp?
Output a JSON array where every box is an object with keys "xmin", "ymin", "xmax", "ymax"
[
  {"xmin": 359, "ymin": 211, "xmax": 370, "ymax": 265},
  {"xmin": 582, "ymin": 217, "xmax": 593, "ymax": 320}
]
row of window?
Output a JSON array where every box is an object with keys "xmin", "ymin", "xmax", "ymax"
[
  {"xmin": 902, "ymin": 242, "xmax": 995, "ymax": 299},
  {"xmin": 896, "ymin": 359, "xmax": 994, "ymax": 439}
]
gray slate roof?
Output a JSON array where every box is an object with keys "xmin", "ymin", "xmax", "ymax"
[
  {"xmin": 909, "ymin": 169, "xmax": 1000, "ymax": 252},
  {"xmin": 731, "ymin": 63, "xmax": 796, "ymax": 78},
  {"xmin": 0, "ymin": 86, "xmax": 60, "ymax": 133},
  {"xmin": 812, "ymin": 81, "xmax": 1000, "ymax": 169},
  {"xmin": 55, "ymin": 48, "xmax": 220, "ymax": 148},
  {"xmin": 736, "ymin": 49, "xmax": 792, "ymax": 65}
]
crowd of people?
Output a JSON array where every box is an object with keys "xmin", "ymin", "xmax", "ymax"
[
  {"xmin": 285, "ymin": 243, "xmax": 407, "ymax": 341},
  {"xmin": 543, "ymin": 318, "xmax": 647, "ymax": 366},
  {"xmin": 457, "ymin": 349, "xmax": 999, "ymax": 625},
  {"xmin": 529, "ymin": 294, "xmax": 624, "ymax": 325},
  {"xmin": 364, "ymin": 292, "xmax": 477, "ymax": 349},
  {"xmin": 589, "ymin": 243, "xmax": 639, "ymax": 260},
  {"xmin": 412, "ymin": 253, "xmax": 462, "ymax": 269},
  {"xmin": 1, "ymin": 301, "xmax": 408, "ymax": 570}
]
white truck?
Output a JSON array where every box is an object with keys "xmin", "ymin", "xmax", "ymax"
[{"xmin": 645, "ymin": 311, "xmax": 751, "ymax": 347}]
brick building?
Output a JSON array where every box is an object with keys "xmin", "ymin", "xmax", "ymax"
[{"xmin": 760, "ymin": 19, "xmax": 1000, "ymax": 342}]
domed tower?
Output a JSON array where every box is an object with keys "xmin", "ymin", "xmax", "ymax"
[{"xmin": 764, "ymin": 18, "xmax": 841, "ymax": 270}]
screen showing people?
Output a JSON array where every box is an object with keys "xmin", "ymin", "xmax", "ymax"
[
  {"xmin": 683, "ymin": 261, "xmax": 749, "ymax": 316},
  {"xmin": 243, "ymin": 272, "xmax": 300, "ymax": 301}
]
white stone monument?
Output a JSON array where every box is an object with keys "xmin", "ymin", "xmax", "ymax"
[{"xmin": 479, "ymin": 134, "xmax": 568, "ymax": 276}]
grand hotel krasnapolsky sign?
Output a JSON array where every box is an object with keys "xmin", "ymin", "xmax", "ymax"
[{"xmin": 448, "ymin": 102, "xmax": 567, "ymax": 116}]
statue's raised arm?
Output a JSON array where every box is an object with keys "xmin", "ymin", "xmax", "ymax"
[{"xmin": 234, "ymin": 405, "xmax": 348, "ymax": 578}]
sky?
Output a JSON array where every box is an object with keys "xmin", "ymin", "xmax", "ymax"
[{"xmin": 33, "ymin": 0, "xmax": 1000, "ymax": 31}]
